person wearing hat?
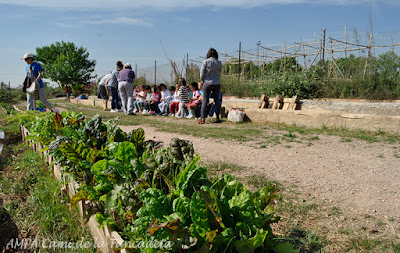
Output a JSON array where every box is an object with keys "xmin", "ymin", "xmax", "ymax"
[
  {"xmin": 22, "ymin": 53, "xmax": 58, "ymax": 112},
  {"xmin": 117, "ymin": 63, "xmax": 136, "ymax": 115}
]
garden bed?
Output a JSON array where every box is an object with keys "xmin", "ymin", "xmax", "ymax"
[
  {"xmin": 20, "ymin": 125, "xmax": 130, "ymax": 253},
  {"xmin": 18, "ymin": 111, "xmax": 292, "ymax": 253}
]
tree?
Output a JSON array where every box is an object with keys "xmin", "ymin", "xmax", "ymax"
[{"xmin": 35, "ymin": 41, "xmax": 96, "ymax": 91}]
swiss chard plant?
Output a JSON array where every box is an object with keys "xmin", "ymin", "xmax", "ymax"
[{"xmin": 21, "ymin": 111, "xmax": 296, "ymax": 253}]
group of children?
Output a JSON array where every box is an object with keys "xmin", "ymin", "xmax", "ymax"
[{"xmin": 130, "ymin": 78, "xmax": 217, "ymax": 119}]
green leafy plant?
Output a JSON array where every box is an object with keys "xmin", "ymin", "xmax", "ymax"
[{"xmin": 22, "ymin": 111, "xmax": 292, "ymax": 252}]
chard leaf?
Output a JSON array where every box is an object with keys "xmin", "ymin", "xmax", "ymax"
[
  {"xmin": 147, "ymin": 218, "xmax": 181, "ymax": 236},
  {"xmin": 53, "ymin": 112, "xmax": 63, "ymax": 130},
  {"xmin": 275, "ymin": 243, "xmax": 299, "ymax": 253},
  {"xmin": 198, "ymin": 187, "xmax": 226, "ymax": 229},
  {"xmin": 233, "ymin": 229, "xmax": 268, "ymax": 253},
  {"xmin": 103, "ymin": 184, "xmax": 123, "ymax": 213},
  {"xmin": 189, "ymin": 192, "xmax": 210, "ymax": 238},
  {"xmin": 228, "ymin": 189, "xmax": 253, "ymax": 211},
  {"xmin": 71, "ymin": 186, "xmax": 99, "ymax": 209},
  {"xmin": 112, "ymin": 141, "xmax": 137, "ymax": 163}
]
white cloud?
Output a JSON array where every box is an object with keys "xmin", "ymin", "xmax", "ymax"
[
  {"xmin": 81, "ymin": 17, "xmax": 153, "ymax": 27},
  {"xmin": 0, "ymin": 0, "xmax": 393, "ymax": 11}
]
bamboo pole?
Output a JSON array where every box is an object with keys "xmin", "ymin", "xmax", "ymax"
[
  {"xmin": 363, "ymin": 34, "xmax": 373, "ymax": 77},
  {"xmin": 345, "ymin": 25, "xmax": 348, "ymax": 59}
]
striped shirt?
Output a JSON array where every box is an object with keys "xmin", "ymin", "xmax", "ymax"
[
  {"xmin": 108, "ymin": 70, "xmax": 119, "ymax": 89},
  {"xmin": 178, "ymin": 86, "xmax": 190, "ymax": 104}
]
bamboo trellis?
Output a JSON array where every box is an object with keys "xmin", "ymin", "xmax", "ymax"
[{"xmin": 219, "ymin": 28, "xmax": 400, "ymax": 79}]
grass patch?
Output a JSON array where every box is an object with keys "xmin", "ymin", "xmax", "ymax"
[
  {"xmin": 331, "ymin": 206, "xmax": 342, "ymax": 215},
  {"xmin": 338, "ymin": 227, "xmax": 353, "ymax": 235},
  {"xmin": 244, "ymin": 175, "xmax": 281, "ymax": 190},
  {"xmin": 58, "ymin": 102, "xmax": 400, "ymax": 145},
  {"xmin": 347, "ymin": 236, "xmax": 385, "ymax": 251},
  {"xmin": 0, "ymin": 120, "xmax": 94, "ymax": 252},
  {"xmin": 285, "ymin": 227, "xmax": 327, "ymax": 252}
]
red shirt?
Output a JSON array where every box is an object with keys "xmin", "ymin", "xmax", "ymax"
[{"xmin": 153, "ymin": 92, "xmax": 161, "ymax": 102}]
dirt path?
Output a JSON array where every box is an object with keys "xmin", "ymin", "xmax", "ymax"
[{"xmin": 119, "ymin": 124, "xmax": 400, "ymax": 223}]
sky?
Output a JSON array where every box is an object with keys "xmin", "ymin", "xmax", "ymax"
[{"xmin": 1, "ymin": 0, "xmax": 400, "ymax": 87}]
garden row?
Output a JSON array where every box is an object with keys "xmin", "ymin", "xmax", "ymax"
[{"xmin": 20, "ymin": 111, "xmax": 295, "ymax": 253}]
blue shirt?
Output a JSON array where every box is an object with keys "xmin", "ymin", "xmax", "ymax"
[
  {"xmin": 26, "ymin": 62, "xmax": 44, "ymax": 88},
  {"xmin": 200, "ymin": 57, "xmax": 222, "ymax": 85},
  {"xmin": 108, "ymin": 70, "xmax": 119, "ymax": 89}
]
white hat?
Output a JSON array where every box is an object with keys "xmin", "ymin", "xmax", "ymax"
[
  {"xmin": 21, "ymin": 53, "xmax": 34, "ymax": 59},
  {"xmin": 124, "ymin": 63, "xmax": 132, "ymax": 68}
]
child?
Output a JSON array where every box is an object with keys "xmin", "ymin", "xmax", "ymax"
[
  {"xmin": 185, "ymin": 82, "xmax": 201, "ymax": 118},
  {"xmin": 176, "ymin": 78, "xmax": 190, "ymax": 118},
  {"xmin": 150, "ymin": 85, "xmax": 161, "ymax": 114},
  {"xmin": 169, "ymin": 84, "xmax": 180, "ymax": 117},
  {"xmin": 142, "ymin": 85, "xmax": 153, "ymax": 114},
  {"xmin": 158, "ymin": 83, "xmax": 172, "ymax": 115},
  {"xmin": 133, "ymin": 84, "xmax": 145, "ymax": 113},
  {"xmin": 168, "ymin": 86, "xmax": 176, "ymax": 116}
]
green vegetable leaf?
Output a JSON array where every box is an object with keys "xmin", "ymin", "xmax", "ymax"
[
  {"xmin": 189, "ymin": 192, "xmax": 210, "ymax": 238},
  {"xmin": 112, "ymin": 141, "xmax": 137, "ymax": 163},
  {"xmin": 71, "ymin": 186, "xmax": 99, "ymax": 209},
  {"xmin": 233, "ymin": 229, "xmax": 268, "ymax": 253}
]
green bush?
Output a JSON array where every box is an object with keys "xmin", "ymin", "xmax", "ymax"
[
  {"xmin": 221, "ymin": 52, "xmax": 400, "ymax": 100},
  {"xmin": 221, "ymin": 72, "xmax": 318, "ymax": 99}
]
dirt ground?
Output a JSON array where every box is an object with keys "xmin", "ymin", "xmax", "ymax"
[{"xmin": 119, "ymin": 123, "xmax": 400, "ymax": 228}]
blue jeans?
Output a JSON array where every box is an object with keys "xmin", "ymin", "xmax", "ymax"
[
  {"xmin": 201, "ymin": 84, "xmax": 221, "ymax": 119},
  {"xmin": 109, "ymin": 86, "xmax": 120, "ymax": 110}
]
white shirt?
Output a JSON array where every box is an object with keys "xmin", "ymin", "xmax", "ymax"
[
  {"xmin": 161, "ymin": 89, "xmax": 172, "ymax": 102},
  {"xmin": 99, "ymin": 74, "xmax": 112, "ymax": 87}
]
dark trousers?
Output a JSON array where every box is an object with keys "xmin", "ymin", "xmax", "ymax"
[
  {"xmin": 151, "ymin": 102, "xmax": 161, "ymax": 113},
  {"xmin": 201, "ymin": 84, "xmax": 221, "ymax": 119},
  {"xmin": 109, "ymin": 87, "xmax": 120, "ymax": 110}
]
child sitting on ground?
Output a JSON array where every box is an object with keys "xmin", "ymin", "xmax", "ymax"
[
  {"xmin": 150, "ymin": 85, "xmax": 161, "ymax": 114},
  {"xmin": 170, "ymin": 83, "xmax": 180, "ymax": 117},
  {"xmin": 167, "ymin": 86, "xmax": 176, "ymax": 116},
  {"xmin": 176, "ymin": 78, "xmax": 190, "ymax": 118},
  {"xmin": 133, "ymin": 85, "xmax": 145, "ymax": 113},
  {"xmin": 158, "ymin": 83, "xmax": 172, "ymax": 115},
  {"xmin": 185, "ymin": 82, "xmax": 201, "ymax": 118},
  {"xmin": 142, "ymin": 85, "xmax": 153, "ymax": 114}
]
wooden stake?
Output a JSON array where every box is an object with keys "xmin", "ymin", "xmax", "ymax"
[{"xmin": 363, "ymin": 34, "xmax": 373, "ymax": 77}]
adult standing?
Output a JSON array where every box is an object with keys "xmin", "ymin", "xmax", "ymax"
[
  {"xmin": 108, "ymin": 61, "xmax": 123, "ymax": 112},
  {"xmin": 22, "ymin": 53, "xmax": 58, "ymax": 112},
  {"xmin": 97, "ymin": 73, "xmax": 112, "ymax": 111},
  {"xmin": 199, "ymin": 48, "xmax": 222, "ymax": 124},
  {"xmin": 118, "ymin": 63, "xmax": 136, "ymax": 115}
]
